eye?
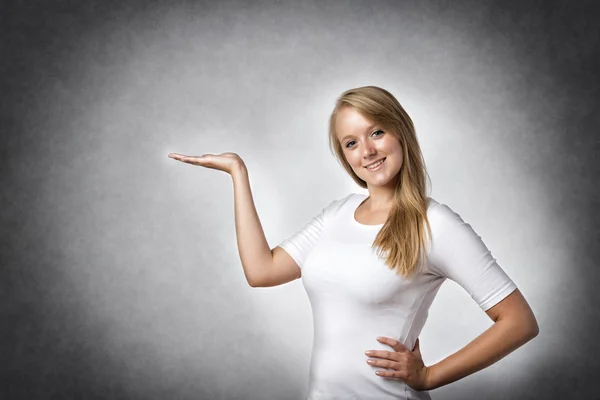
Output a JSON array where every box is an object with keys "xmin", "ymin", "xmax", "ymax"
[{"xmin": 345, "ymin": 130, "xmax": 383, "ymax": 148}]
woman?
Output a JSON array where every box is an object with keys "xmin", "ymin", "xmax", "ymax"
[{"xmin": 168, "ymin": 86, "xmax": 539, "ymax": 399}]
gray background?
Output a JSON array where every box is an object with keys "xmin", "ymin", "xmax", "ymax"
[{"xmin": 2, "ymin": 0, "xmax": 599, "ymax": 399}]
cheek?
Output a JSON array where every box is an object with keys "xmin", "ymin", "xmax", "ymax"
[
  {"xmin": 344, "ymin": 153, "xmax": 361, "ymax": 169},
  {"xmin": 390, "ymin": 143, "xmax": 403, "ymax": 163}
]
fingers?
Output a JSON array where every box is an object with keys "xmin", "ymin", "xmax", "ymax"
[
  {"xmin": 366, "ymin": 352, "xmax": 414, "ymax": 382},
  {"xmin": 367, "ymin": 336, "xmax": 428, "ymax": 389},
  {"xmin": 366, "ymin": 337, "xmax": 409, "ymax": 375},
  {"xmin": 168, "ymin": 153, "xmax": 206, "ymax": 165},
  {"xmin": 374, "ymin": 368, "xmax": 403, "ymax": 380},
  {"xmin": 367, "ymin": 355, "xmax": 405, "ymax": 381},
  {"xmin": 366, "ymin": 354, "xmax": 401, "ymax": 377},
  {"xmin": 367, "ymin": 356, "xmax": 398, "ymax": 368},
  {"xmin": 376, "ymin": 336, "xmax": 408, "ymax": 353},
  {"xmin": 365, "ymin": 349, "xmax": 398, "ymax": 361},
  {"xmin": 168, "ymin": 153, "xmax": 189, "ymax": 161}
]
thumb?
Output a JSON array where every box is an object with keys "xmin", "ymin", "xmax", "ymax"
[{"xmin": 412, "ymin": 338, "xmax": 422, "ymax": 357}]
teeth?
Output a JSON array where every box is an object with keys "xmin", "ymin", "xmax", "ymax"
[{"xmin": 366, "ymin": 159, "xmax": 384, "ymax": 169}]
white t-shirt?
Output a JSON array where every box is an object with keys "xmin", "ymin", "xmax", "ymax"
[{"xmin": 278, "ymin": 193, "xmax": 517, "ymax": 400}]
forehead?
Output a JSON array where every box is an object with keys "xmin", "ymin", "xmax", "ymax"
[{"xmin": 335, "ymin": 107, "xmax": 376, "ymax": 137}]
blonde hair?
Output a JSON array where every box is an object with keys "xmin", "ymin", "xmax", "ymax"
[{"xmin": 328, "ymin": 86, "xmax": 432, "ymax": 278}]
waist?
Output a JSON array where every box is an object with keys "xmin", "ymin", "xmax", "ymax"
[{"xmin": 307, "ymin": 349, "xmax": 431, "ymax": 400}]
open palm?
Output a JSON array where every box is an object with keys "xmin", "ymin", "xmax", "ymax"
[{"xmin": 168, "ymin": 152, "xmax": 245, "ymax": 175}]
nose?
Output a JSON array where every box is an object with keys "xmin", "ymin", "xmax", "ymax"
[{"xmin": 363, "ymin": 141, "xmax": 377, "ymax": 158}]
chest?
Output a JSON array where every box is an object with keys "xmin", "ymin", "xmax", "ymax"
[{"xmin": 301, "ymin": 229, "xmax": 421, "ymax": 306}]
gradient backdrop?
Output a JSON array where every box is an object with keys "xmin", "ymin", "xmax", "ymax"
[{"xmin": 2, "ymin": 1, "xmax": 599, "ymax": 399}]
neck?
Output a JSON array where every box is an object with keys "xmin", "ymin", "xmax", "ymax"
[{"xmin": 365, "ymin": 186, "xmax": 396, "ymax": 211}]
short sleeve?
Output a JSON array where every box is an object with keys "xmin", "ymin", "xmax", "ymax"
[
  {"xmin": 278, "ymin": 194, "xmax": 353, "ymax": 269},
  {"xmin": 427, "ymin": 203, "xmax": 517, "ymax": 311}
]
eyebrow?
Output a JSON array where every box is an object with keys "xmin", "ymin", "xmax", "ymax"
[{"xmin": 340, "ymin": 124, "xmax": 377, "ymax": 142}]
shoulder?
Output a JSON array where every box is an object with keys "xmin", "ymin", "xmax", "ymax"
[
  {"xmin": 322, "ymin": 192, "xmax": 356, "ymax": 217},
  {"xmin": 426, "ymin": 197, "xmax": 466, "ymax": 239},
  {"xmin": 317, "ymin": 192, "xmax": 357, "ymax": 226}
]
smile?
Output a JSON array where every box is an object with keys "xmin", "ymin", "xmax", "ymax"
[{"xmin": 365, "ymin": 158, "xmax": 386, "ymax": 171}]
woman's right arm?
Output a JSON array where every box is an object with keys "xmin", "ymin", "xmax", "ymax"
[
  {"xmin": 169, "ymin": 152, "xmax": 300, "ymax": 287},
  {"xmin": 231, "ymin": 163, "xmax": 301, "ymax": 287}
]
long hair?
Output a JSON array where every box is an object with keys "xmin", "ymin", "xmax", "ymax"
[{"xmin": 328, "ymin": 86, "xmax": 432, "ymax": 279}]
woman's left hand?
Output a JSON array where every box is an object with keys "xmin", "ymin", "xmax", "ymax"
[{"xmin": 365, "ymin": 337, "xmax": 431, "ymax": 391}]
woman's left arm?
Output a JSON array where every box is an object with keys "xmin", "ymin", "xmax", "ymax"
[{"xmin": 424, "ymin": 288, "xmax": 539, "ymax": 390}]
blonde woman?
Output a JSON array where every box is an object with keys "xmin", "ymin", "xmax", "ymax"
[{"xmin": 168, "ymin": 86, "xmax": 539, "ymax": 399}]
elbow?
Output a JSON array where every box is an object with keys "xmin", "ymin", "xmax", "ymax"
[
  {"xmin": 247, "ymin": 278, "xmax": 262, "ymax": 288},
  {"xmin": 519, "ymin": 315, "xmax": 539, "ymax": 343},
  {"xmin": 248, "ymin": 274, "xmax": 269, "ymax": 288},
  {"xmin": 245, "ymin": 272, "xmax": 262, "ymax": 288},
  {"xmin": 502, "ymin": 314, "xmax": 539, "ymax": 343},
  {"xmin": 525, "ymin": 308, "xmax": 540, "ymax": 340},
  {"xmin": 528, "ymin": 318, "xmax": 540, "ymax": 340}
]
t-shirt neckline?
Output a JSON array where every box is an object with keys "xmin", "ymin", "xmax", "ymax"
[{"xmin": 351, "ymin": 194, "xmax": 386, "ymax": 229}]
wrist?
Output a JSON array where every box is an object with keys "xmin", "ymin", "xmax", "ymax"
[
  {"xmin": 423, "ymin": 364, "xmax": 439, "ymax": 391},
  {"xmin": 231, "ymin": 161, "xmax": 248, "ymax": 178}
]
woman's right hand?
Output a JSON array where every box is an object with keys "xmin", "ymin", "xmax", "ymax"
[{"xmin": 168, "ymin": 152, "xmax": 246, "ymax": 176}]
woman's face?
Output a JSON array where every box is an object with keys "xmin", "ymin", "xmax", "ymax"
[{"xmin": 335, "ymin": 106, "xmax": 403, "ymax": 189}]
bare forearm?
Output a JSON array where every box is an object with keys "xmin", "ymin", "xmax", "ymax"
[
  {"xmin": 230, "ymin": 164, "xmax": 273, "ymax": 286},
  {"xmin": 426, "ymin": 318, "xmax": 538, "ymax": 390}
]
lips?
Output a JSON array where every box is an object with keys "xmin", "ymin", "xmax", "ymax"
[{"xmin": 365, "ymin": 158, "xmax": 386, "ymax": 169}]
